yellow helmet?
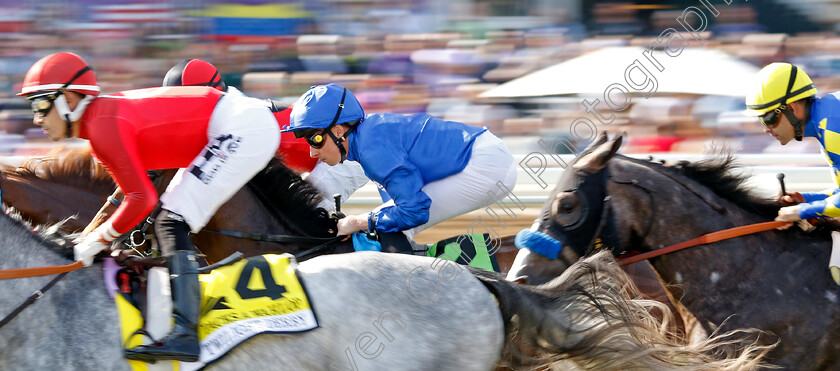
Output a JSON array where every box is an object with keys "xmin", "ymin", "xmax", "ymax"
[{"xmin": 745, "ymin": 63, "xmax": 817, "ymax": 116}]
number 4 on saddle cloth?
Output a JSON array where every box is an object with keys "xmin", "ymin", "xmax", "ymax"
[{"xmin": 107, "ymin": 254, "xmax": 318, "ymax": 370}]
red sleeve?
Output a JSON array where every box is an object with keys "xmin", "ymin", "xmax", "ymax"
[
  {"xmin": 274, "ymin": 105, "xmax": 318, "ymax": 172},
  {"xmin": 87, "ymin": 116, "xmax": 158, "ymax": 235}
]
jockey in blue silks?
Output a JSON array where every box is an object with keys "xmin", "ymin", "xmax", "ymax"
[{"xmin": 282, "ymin": 83, "xmax": 517, "ymax": 250}]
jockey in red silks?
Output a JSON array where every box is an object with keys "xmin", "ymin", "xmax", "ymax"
[
  {"xmin": 163, "ymin": 59, "xmax": 369, "ymax": 211},
  {"xmin": 19, "ymin": 52, "xmax": 281, "ymax": 363}
]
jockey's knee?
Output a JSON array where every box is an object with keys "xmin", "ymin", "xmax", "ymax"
[{"xmin": 155, "ymin": 209, "xmax": 195, "ymax": 255}]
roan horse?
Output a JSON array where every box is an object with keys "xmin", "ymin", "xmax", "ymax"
[
  {"xmin": 0, "ymin": 211, "xmax": 771, "ymax": 370},
  {"xmin": 0, "ymin": 147, "xmax": 520, "ymax": 270},
  {"xmin": 507, "ymin": 132, "xmax": 840, "ymax": 370}
]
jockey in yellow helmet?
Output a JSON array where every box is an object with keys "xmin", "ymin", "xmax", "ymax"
[{"xmin": 746, "ymin": 62, "xmax": 840, "ymax": 285}]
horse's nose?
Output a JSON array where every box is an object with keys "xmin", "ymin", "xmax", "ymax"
[{"xmin": 512, "ymin": 275, "xmax": 528, "ymax": 285}]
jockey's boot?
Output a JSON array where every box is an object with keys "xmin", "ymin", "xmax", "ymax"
[
  {"xmin": 124, "ymin": 250, "xmax": 200, "ymax": 362},
  {"xmin": 124, "ymin": 211, "xmax": 201, "ymax": 363}
]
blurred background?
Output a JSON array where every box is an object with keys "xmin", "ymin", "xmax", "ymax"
[{"xmin": 2, "ymin": 0, "xmax": 839, "ymax": 240}]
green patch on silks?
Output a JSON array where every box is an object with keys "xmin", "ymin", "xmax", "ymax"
[{"xmin": 427, "ymin": 233, "xmax": 499, "ymax": 272}]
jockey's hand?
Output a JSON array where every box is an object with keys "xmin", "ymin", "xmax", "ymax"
[
  {"xmin": 73, "ymin": 222, "xmax": 119, "ymax": 266},
  {"xmin": 74, "ymin": 232, "xmax": 108, "ymax": 266},
  {"xmin": 336, "ymin": 214, "xmax": 368, "ymax": 237},
  {"xmin": 774, "ymin": 205, "xmax": 801, "ymax": 230},
  {"xmin": 778, "ymin": 191, "xmax": 805, "ymax": 204}
]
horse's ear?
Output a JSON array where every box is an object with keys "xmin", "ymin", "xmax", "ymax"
[
  {"xmin": 573, "ymin": 133, "xmax": 622, "ymax": 173},
  {"xmin": 578, "ymin": 131, "xmax": 609, "ymax": 156}
]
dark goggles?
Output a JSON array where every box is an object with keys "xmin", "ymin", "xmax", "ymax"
[
  {"xmin": 29, "ymin": 95, "xmax": 57, "ymax": 116},
  {"xmin": 303, "ymin": 129, "xmax": 327, "ymax": 148},
  {"xmin": 295, "ymin": 119, "xmax": 361, "ymax": 149},
  {"xmin": 760, "ymin": 108, "xmax": 783, "ymax": 128}
]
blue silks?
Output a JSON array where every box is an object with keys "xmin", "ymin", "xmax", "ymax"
[{"xmin": 352, "ymin": 232, "xmax": 382, "ymax": 252}]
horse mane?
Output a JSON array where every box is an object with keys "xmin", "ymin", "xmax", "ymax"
[
  {"xmin": 638, "ymin": 154, "xmax": 781, "ymax": 219},
  {"xmin": 1, "ymin": 146, "xmax": 115, "ymax": 194},
  {"xmin": 247, "ymin": 158, "xmax": 336, "ymax": 237},
  {"xmin": 3, "ymin": 208, "xmax": 76, "ymax": 260},
  {"xmin": 472, "ymin": 251, "xmax": 773, "ymax": 370}
]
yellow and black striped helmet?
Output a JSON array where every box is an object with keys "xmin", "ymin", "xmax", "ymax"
[{"xmin": 745, "ymin": 62, "xmax": 817, "ymax": 116}]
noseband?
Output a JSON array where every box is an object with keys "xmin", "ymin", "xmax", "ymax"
[{"xmin": 517, "ymin": 167, "xmax": 620, "ymax": 259}]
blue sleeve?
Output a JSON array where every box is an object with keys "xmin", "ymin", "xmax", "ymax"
[
  {"xmin": 799, "ymin": 193, "xmax": 840, "ymax": 218},
  {"xmin": 801, "ymin": 190, "xmax": 833, "ymax": 202},
  {"xmin": 362, "ymin": 145, "xmax": 431, "ymax": 232}
]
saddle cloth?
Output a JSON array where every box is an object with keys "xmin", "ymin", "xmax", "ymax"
[
  {"xmin": 352, "ymin": 232, "xmax": 499, "ymax": 272},
  {"xmin": 109, "ymin": 254, "xmax": 318, "ymax": 370},
  {"xmin": 427, "ymin": 233, "xmax": 499, "ymax": 272}
]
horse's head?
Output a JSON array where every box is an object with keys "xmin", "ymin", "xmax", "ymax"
[
  {"xmin": 508, "ymin": 131, "xmax": 788, "ymax": 285},
  {"xmin": 507, "ymin": 131, "xmax": 624, "ymax": 285}
]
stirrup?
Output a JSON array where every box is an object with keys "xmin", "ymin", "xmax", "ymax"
[
  {"xmin": 123, "ymin": 332, "xmax": 199, "ymax": 363},
  {"xmin": 122, "ymin": 329, "xmax": 160, "ymax": 363}
]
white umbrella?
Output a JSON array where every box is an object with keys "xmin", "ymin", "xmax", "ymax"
[{"xmin": 480, "ymin": 47, "xmax": 760, "ymax": 98}]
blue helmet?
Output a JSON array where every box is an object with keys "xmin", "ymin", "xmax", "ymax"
[{"xmin": 283, "ymin": 83, "xmax": 364, "ymax": 133}]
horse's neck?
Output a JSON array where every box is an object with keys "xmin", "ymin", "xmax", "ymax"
[
  {"xmin": 0, "ymin": 171, "xmax": 111, "ymax": 230},
  {"xmin": 0, "ymin": 215, "xmax": 123, "ymax": 368},
  {"xmin": 615, "ymin": 160, "xmax": 762, "ymax": 242}
]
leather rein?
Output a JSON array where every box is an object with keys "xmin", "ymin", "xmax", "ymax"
[
  {"xmin": 617, "ymin": 221, "xmax": 788, "ymax": 266},
  {"xmin": 606, "ymin": 161, "xmax": 789, "ymax": 265},
  {"xmin": 570, "ymin": 161, "xmax": 789, "ymax": 266}
]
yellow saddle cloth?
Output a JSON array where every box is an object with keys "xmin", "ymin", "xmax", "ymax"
[{"xmin": 115, "ymin": 254, "xmax": 318, "ymax": 370}]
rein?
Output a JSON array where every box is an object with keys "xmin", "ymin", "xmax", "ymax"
[
  {"xmin": 0, "ymin": 260, "xmax": 83, "ymax": 279},
  {"xmin": 618, "ymin": 221, "xmax": 788, "ymax": 266},
  {"xmin": 0, "ymin": 272, "xmax": 69, "ymax": 328},
  {"xmin": 0, "ymin": 261, "xmax": 84, "ymax": 330},
  {"xmin": 203, "ymin": 229, "xmax": 345, "ymax": 260},
  {"xmin": 201, "ymin": 229, "xmax": 339, "ymax": 244}
]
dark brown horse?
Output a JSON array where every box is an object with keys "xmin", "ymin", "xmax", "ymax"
[
  {"xmin": 0, "ymin": 147, "xmax": 116, "ymax": 232},
  {"xmin": 4, "ymin": 147, "xmax": 519, "ymax": 271},
  {"xmin": 507, "ymin": 131, "xmax": 840, "ymax": 369}
]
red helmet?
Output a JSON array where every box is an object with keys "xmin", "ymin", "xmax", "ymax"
[
  {"xmin": 163, "ymin": 59, "xmax": 226, "ymax": 91},
  {"xmin": 18, "ymin": 52, "xmax": 99, "ymax": 98}
]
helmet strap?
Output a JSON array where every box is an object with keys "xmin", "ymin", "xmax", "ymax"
[
  {"xmin": 326, "ymin": 125, "xmax": 349, "ymax": 163},
  {"xmin": 781, "ymin": 106, "xmax": 804, "ymax": 141},
  {"xmin": 53, "ymin": 92, "xmax": 94, "ymax": 138},
  {"xmin": 324, "ymin": 87, "xmax": 351, "ymax": 163},
  {"xmin": 780, "ymin": 66, "xmax": 804, "ymax": 141}
]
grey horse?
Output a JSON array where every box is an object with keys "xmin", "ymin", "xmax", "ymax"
[{"xmin": 0, "ymin": 211, "xmax": 769, "ymax": 370}]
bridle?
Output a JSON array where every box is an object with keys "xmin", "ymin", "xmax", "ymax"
[
  {"xmin": 541, "ymin": 166, "xmax": 621, "ymax": 258},
  {"xmin": 524, "ymin": 160, "xmax": 788, "ymax": 266}
]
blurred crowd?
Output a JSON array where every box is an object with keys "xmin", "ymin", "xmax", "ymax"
[{"xmin": 2, "ymin": 0, "xmax": 840, "ymax": 156}]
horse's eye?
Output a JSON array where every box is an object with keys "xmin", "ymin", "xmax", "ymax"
[
  {"xmin": 551, "ymin": 192, "xmax": 582, "ymax": 227},
  {"xmin": 559, "ymin": 198, "xmax": 577, "ymax": 213}
]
